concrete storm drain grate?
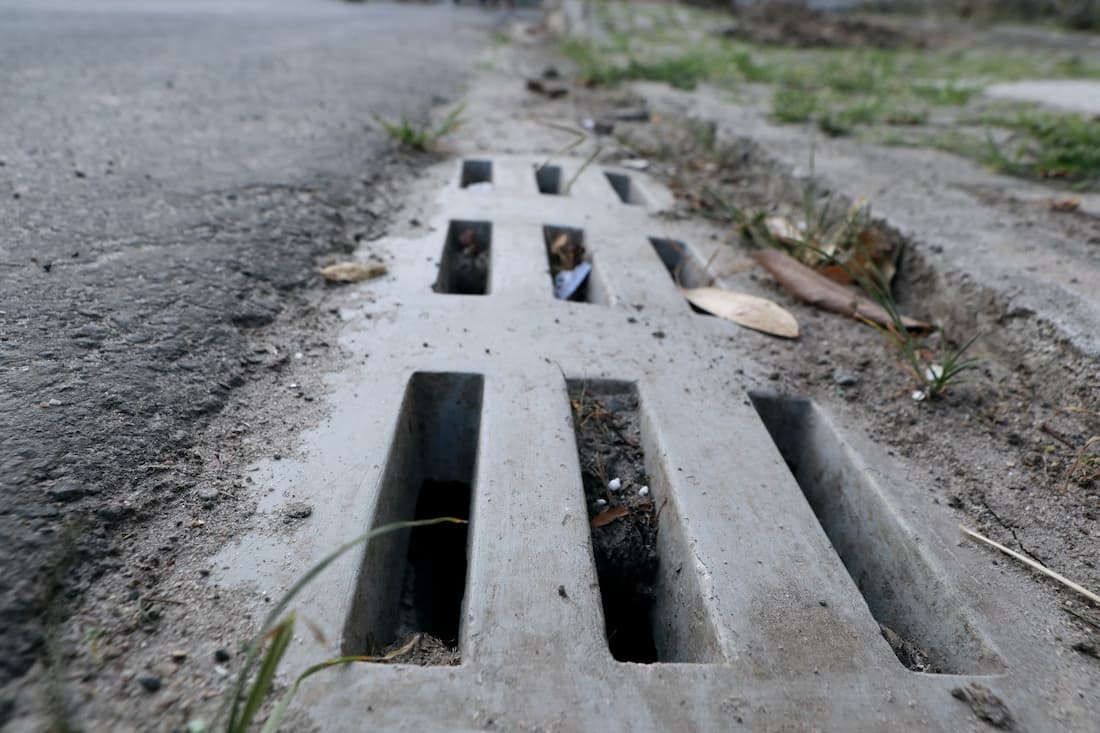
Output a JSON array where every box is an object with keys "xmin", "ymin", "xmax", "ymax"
[{"xmin": 215, "ymin": 156, "xmax": 1075, "ymax": 730}]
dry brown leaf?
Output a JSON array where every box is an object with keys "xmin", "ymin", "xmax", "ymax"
[
  {"xmin": 1049, "ymin": 197, "xmax": 1081, "ymax": 213},
  {"xmin": 319, "ymin": 261, "xmax": 387, "ymax": 283},
  {"xmin": 682, "ymin": 287, "xmax": 800, "ymax": 339},
  {"xmin": 752, "ymin": 249, "xmax": 929, "ymax": 330},
  {"xmin": 591, "ymin": 505, "xmax": 630, "ymax": 528}
]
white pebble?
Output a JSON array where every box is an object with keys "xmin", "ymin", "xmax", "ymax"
[
  {"xmin": 638, "ymin": 486, "xmax": 649, "ymax": 497},
  {"xmin": 608, "ymin": 478, "xmax": 622, "ymax": 491},
  {"xmin": 595, "ymin": 498, "xmax": 607, "ymax": 506}
]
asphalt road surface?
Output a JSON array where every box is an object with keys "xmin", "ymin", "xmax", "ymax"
[{"xmin": 0, "ymin": 0, "xmax": 494, "ymax": 721}]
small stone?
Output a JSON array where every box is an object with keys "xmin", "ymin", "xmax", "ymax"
[
  {"xmin": 214, "ymin": 648, "xmax": 231, "ymax": 662},
  {"xmin": 170, "ymin": 651, "xmax": 188, "ymax": 663},
  {"xmin": 833, "ymin": 371, "xmax": 859, "ymax": 387},
  {"xmin": 138, "ymin": 675, "xmax": 162, "ymax": 693},
  {"xmin": 282, "ymin": 501, "xmax": 313, "ymax": 521},
  {"xmin": 607, "ymin": 478, "xmax": 622, "ymax": 491},
  {"xmin": 197, "ymin": 488, "xmax": 218, "ymax": 502},
  {"xmin": 47, "ymin": 479, "xmax": 85, "ymax": 503}
]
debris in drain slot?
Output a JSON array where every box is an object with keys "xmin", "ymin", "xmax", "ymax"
[
  {"xmin": 570, "ymin": 382, "xmax": 659, "ymax": 663},
  {"xmin": 591, "ymin": 505, "xmax": 631, "ymax": 528},
  {"xmin": 549, "ymin": 231, "xmax": 590, "ymax": 301}
]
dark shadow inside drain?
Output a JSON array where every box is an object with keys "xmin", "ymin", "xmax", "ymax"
[
  {"xmin": 568, "ymin": 379, "xmax": 722, "ymax": 664},
  {"xmin": 460, "ymin": 159, "xmax": 492, "ymax": 188},
  {"xmin": 434, "ymin": 220, "xmax": 490, "ymax": 295},
  {"xmin": 605, "ymin": 171, "xmax": 644, "ymax": 205},
  {"xmin": 749, "ymin": 391, "xmax": 1005, "ymax": 675},
  {"xmin": 343, "ymin": 372, "xmax": 482, "ymax": 665},
  {"xmin": 536, "ymin": 164, "xmax": 562, "ymax": 194},
  {"xmin": 648, "ymin": 237, "xmax": 712, "ymax": 314}
]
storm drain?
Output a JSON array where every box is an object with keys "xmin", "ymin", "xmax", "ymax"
[
  {"xmin": 750, "ymin": 392, "xmax": 1003, "ymax": 675},
  {"xmin": 226, "ymin": 156, "xmax": 1053, "ymax": 732},
  {"xmin": 342, "ymin": 372, "xmax": 481, "ymax": 660}
]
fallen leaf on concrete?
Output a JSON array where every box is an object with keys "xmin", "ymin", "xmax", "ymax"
[
  {"xmin": 682, "ymin": 287, "xmax": 799, "ymax": 339},
  {"xmin": 1049, "ymin": 197, "xmax": 1080, "ymax": 212},
  {"xmin": 591, "ymin": 505, "xmax": 629, "ymax": 528},
  {"xmin": 751, "ymin": 249, "xmax": 928, "ymax": 330},
  {"xmin": 319, "ymin": 261, "xmax": 387, "ymax": 283}
]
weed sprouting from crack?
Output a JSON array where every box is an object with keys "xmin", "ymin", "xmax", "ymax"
[
  {"xmin": 706, "ymin": 182, "xmax": 981, "ymax": 399},
  {"xmin": 374, "ymin": 104, "xmax": 465, "ymax": 152}
]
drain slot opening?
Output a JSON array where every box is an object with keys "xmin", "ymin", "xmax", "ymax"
[
  {"xmin": 750, "ymin": 392, "xmax": 1003, "ymax": 675},
  {"xmin": 568, "ymin": 379, "xmax": 721, "ymax": 664},
  {"xmin": 605, "ymin": 171, "xmax": 644, "ymax": 206},
  {"xmin": 649, "ymin": 238, "xmax": 712, "ymax": 311},
  {"xmin": 343, "ymin": 372, "xmax": 482, "ymax": 664},
  {"xmin": 460, "ymin": 159, "xmax": 492, "ymax": 188},
  {"xmin": 536, "ymin": 164, "xmax": 563, "ymax": 194},
  {"xmin": 434, "ymin": 221, "xmax": 490, "ymax": 295},
  {"xmin": 544, "ymin": 225, "xmax": 599, "ymax": 303}
]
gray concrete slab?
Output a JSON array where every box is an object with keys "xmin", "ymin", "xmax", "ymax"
[
  {"xmin": 211, "ymin": 155, "xmax": 1098, "ymax": 731},
  {"xmin": 986, "ymin": 80, "xmax": 1100, "ymax": 116}
]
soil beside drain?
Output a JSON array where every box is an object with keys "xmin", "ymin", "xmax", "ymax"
[{"xmin": 568, "ymin": 380, "xmax": 659, "ymax": 663}]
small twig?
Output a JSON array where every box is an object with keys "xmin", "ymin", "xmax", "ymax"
[
  {"xmin": 960, "ymin": 524, "xmax": 1100, "ymax": 605},
  {"xmin": 1064, "ymin": 606, "xmax": 1100, "ymax": 632},
  {"xmin": 562, "ymin": 144, "xmax": 601, "ymax": 196},
  {"xmin": 1061, "ymin": 436, "xmax": 1100, "ymax": 493},
  {"xmin": 1040, "ymin": 422, "xmax": 1077, "ymax": 450}
]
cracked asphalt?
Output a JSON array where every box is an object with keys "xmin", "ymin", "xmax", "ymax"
[{"xmin": 0, "ymin": 0, "xmax": 494, "ymax": 719}]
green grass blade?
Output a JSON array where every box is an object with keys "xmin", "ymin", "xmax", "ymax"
[
  {"xmin": 259, "ymin": 635, "xmax": 421, "ymax": 733},
  {"xmin": 221, "ymin": 517, "xmax": 464, "ymax": 730},
  {"xmin": 233, "ymin": 616, "xmax": 296, "ymax": 733}
]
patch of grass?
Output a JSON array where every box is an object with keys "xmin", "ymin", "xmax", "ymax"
[
  {"xmin": 984, "ymin": 111, "xmax": 1100, "ymax": 183},
  {"xmin": 817, "ymin": 100, "xmax": 881, "ymax": 137},
  {"xmin": 772, "ymin": 87, "xmax": 816, "ymax": 123},
  {"xmin": 374, "ymin": 104, "xmax": 464, "ymax": 152},
  {"xmin": 569, "ymin": 2, "xmax": 1100, "ymax": 144}
]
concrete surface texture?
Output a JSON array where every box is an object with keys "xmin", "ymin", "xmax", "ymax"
[
  {"xmin": 0, "ymin": 0, "xmax": 493, "ymax": 722},
  {"xmin": 214, "ymin": 152, "xmax": 1096, "ymax": 731},
  {"xmin": 985, "ymin": 79, "xmax": 1100, "ymax": 116}
]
